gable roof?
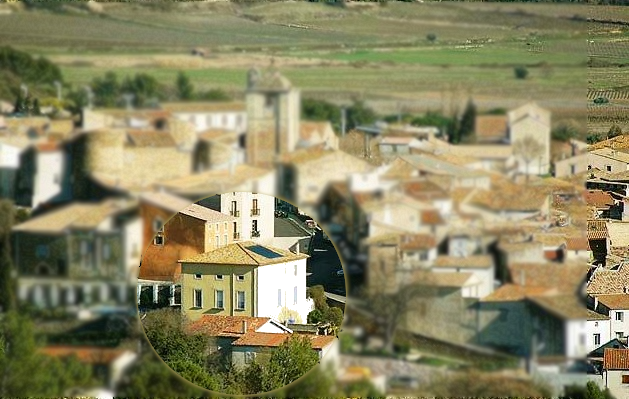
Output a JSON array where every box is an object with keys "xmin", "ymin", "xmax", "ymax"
[
  {"xmin": 407, "ymin": 270, "xmax": 478, "ymax": 288},
  {"xmin": 587, "ymin": 264, "xmax": 629, "ymax": 296},
  {"xmin": 39, "ymin": 346, "xmax": 129, "ymax": 364},
  {"xmin": 587, "ymin": 309, "xmax": 610, "ymax": 321},
  {"xmin": 588, "ymin": 220, "xmax": 608, "ymax": 240},
  {"xmin": 606, "ymin": 221, "xmax": 629, "ymax": 248},
  {"xmin": 566, "ymin": 236, "xmax": 590, "ymax": 251},
  {"xmin": 590, "ymin": 148, "xmax": 629, "ymax": 164},
  {"xmin": 468, "ymin": 185, "xmax": 548, "ymax": 212},
  {"xmin": 434, "ymin": 255, "xmax": 494, "ymax": 269},
  {"xmin": 588, "ymin": 134, "xmax": 629, "ymax": 151},
  {"xmin": 597, "ymin": 294, "xmax": 629, "ymax": 310},
  {"xmin": 481, "ymin": 284, "xmax": 553, "ymax": 302},
  {"xmin": 140, "ymin": 190, "xmax": 191, "ymax": 214},
  {"xmin": 508, "ymin": 262, "xmax": 587, "ymax": 293},
  {"xmin": 179, "ymin": 204, "xmax": 236, "ymax": 223},
  {"xmin": 12, "ymin": 200, "xmax": 135, "ymax": 234},
  {"xmin": 475, "ymin": 115, "xmax": 508, "ymax": 140},
  {"xmin": 583, "ymin": 190, "xmax": 615, "ymax": 208},
  {"xmin": 395, "ymin": 155, "xmax": 487, "ymax": 179},
  {"xmin": 231, "ymin": 332, "xmax": 336, "ymax": 349},
  {"xmin": 179, "ymin": 241, "xmax": 308, "ymax": 266},
  {"xmin": 604, "ymin": 348, "xmax": 629, "ymax": 370},
  {"xmin": 186, "ymin": 315, "xmax": 272, "ymax": 337},
  {"xmin": 126, "ymin": 130, "xmax": 177, "ymax": 147},
  {"xmin": 527, "ymin": 294, "xmax": 587, "ymax": 320}
]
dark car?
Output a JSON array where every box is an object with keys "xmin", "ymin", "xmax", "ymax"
[{"xmin": 593, "ymin": 97, "xmax": 609, "ymax": 104}]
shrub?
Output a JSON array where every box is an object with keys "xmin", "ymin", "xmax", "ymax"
[
  {"xmin": 514, "ymin": 65, "xmax": 529, "ymax": 80},
  {"xmin": 427, "ymin": 33, "xmax": 437, "ymax": 43}
]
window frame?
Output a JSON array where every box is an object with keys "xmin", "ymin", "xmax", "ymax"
[
  {"xmin": 236, "ymin": 291, "xmax": 246, "ymax": 310},
  {"xmin": 215, "ymin": 290, "xmax": 224, "ymax": 309},
  {"xmin": 194, "ymin": 289, "xmax": 203, "ymax": 308}
]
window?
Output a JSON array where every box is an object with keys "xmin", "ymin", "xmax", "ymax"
[
  {"xmin": 252, "ymin": 199, "xmax": 259, "ymax": 216},
  {"xmin": 80, "ymin": 240, "xmax": 89, "ymax": 256},
  {"xmin": 215, "ymin": 235, "xmax": 219, "ymax": 248},
  {"xmin": 278, "ymin": 289, "xmax": 282, "ymax": 307},
  {"xmin": 293, "ymin": 286, "xmax": 298, "ymax": 305},
  {"xmin": 294, "ymin": 265, "xmax": 298, "ymax": 276},
  {"xmin": 265, "ymin": 94, "xmax": 275, "ymax": 108},
  {"xmin": 237, "ymin": 275, "xmax": 245, "ymax": 281},
  {"xmin": 623, "ymin": 375, "xmax": 629, "ymax": 384},
  {"xmin": 103, "ymin": 243, "xmax": 111, "ymax": 260},
  {"xmin": 194, "ymin": 289, "xmax": 203, "ymax": 308},
  {"xmin": 617, "ymin": 312, "xmax": 624, "ymax": 322},
  {"xmin": 252, "ymin": 219, "xmax": 258, "ymax": 231},
  {"xmin": 215, "ymin": 290, "xmax": 224, "ymax": 309},
  {"xmin": 594, "ymin": 333, "xmax": 601, "ymax": 346},
  {"xmin": 420, "ymin": 251, "xmax": 429, "ymax": 261},
  {"xmin": 36, "ymin": 245, "xmax": 49, "ymax": 259},
  {"xmin": 153, "ymin": 234, "xmax": 164, "ymax": 246},
  {"xmin": 245, "ymin": 351, "xmax": 256, "ymax": 364},
  {"xmin": 617, "ymin": 332, "xmax": 624, "ymax": 339},
  {"xmin": 216, "ymin": 275, "xmax": 223, "ymax": 280},
  {"xmin": 236, "ymin": 291, "xmax": 245, "ymax": 310},
  {"xmin": 194, "ymin": 273, "xmax": 202, "ymax": 280},
  {"xmin": 224, "ymin": 234, "xmax": 227, "ymax": 245},
  {"xmin": 230, "ymin": 201, "xmax": 239, "ymax": 217},
  {"xmin": 607, "ymin": 165, "xmax": 612, "ymax": 172},
  {"xmin": 224, "ymin": 222, "xmax": 228, "ymax": 230}
]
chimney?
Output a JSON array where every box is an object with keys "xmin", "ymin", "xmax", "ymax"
[
  {"xmin": 295, "ymin": 244, "xmax": 300, "ymax": 255},
  {"xmin": 242, "ymin": 320, "xmax": 248, "ymax": 334}
]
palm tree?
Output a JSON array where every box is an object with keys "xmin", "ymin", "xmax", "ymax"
[{"xmin": 513, "ymin": 135, "xmax": 545, "ymax": 182}]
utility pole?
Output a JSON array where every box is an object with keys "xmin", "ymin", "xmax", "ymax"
[{"xmin": 341, "ymin": 106, "xmax": 347, "ymax": 138}]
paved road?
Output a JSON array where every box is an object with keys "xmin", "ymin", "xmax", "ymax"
[{"xmin": 307, "ymin": 229, "xmax": 347, "ymax": 296}]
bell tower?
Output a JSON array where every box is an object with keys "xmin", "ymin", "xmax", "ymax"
[{"xmin": 245, "ymin": 64, "xmax": 300, "ymax": 168}]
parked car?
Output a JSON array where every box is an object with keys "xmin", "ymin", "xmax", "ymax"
[
  {"xmin": 593, "ymin": 97, "xmax": 609, "ymax": 104},
  {"xmin": 336, "ymin": 269, "xmax": 344, "ymax": 277}
]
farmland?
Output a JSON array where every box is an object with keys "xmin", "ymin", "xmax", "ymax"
[{"xmin": 0, "ymin": 1, "xmax": 627, "ymax": 134}]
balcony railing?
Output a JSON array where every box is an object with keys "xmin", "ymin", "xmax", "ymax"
[
  {"xmin": 251, "ymin": 230, "xmax": 261, "ymax": 238},
  {"xmin": 230, "ymin": 210, "xmax": 240, "ymax": 217},
  {"xmin": 233, "ymin": 232, "xmax": 240, "ymax": 240},
  {"xmin": 251, "ymin": 208, "xmax": 261, "ymax": 216}
]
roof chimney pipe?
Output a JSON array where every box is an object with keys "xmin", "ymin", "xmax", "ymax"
[{"xmin": 242, "ymin": 320, "xmax": 248, "ymax": 334}]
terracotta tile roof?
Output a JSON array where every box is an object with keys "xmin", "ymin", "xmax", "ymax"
[
  {"xmin": 508, "ymin": 262, "xmax": 588, "ymax": 292},
  {"xmin": 434, "ymin": 255, "xmax": 493, "ymax": 269},
  {"xmin": 12, "ymin": 199, "xmax": 135, "ymax": 234},
  {"xmin": 481, "ymin": 284, "xmax": 552, "ymax": 302},
  {"xmin": 421, "ymin": 209, "xmax": 445, "ymax": 225},
  {"xmin": 179, "ymin": 204, "xmax": 236, "ymax": 223},
  {"xmin": 533, "ymin": 234, "xmax": 567, "ymax": 248},
  {"xmin": 160, "ymin": 101, "xmax": 246, "ymax": 113},
  {"xmin": 587, "ymin": 264, "xmax": 629, "ymax": 296},
  {"xmin": 597, "ymin": 294, "xmax": 629, "ymax": 310},
  {"xmin": 309, "ymin": 334, "xmax": 336, "ymax": 349},
  {"xmin": 156, "ymin": 165, "xmax": 273, "ymax": 196},
  {"xmin": 527, "ymin": 294, "xmax": 588, "ymax": 320},
  {"xmin": 231, "ymin": 332, "xmax": 335, "ymax": 349},
  {"xmin": 604, "ymin": 348, "xmax": 629, "ymax": 370},
  {"xmin": 186, "ymin": 315, "xmax": 271, "ymax": 337},
  {"xmin": 126, "ymin": 130, "xmax": 176, "ymax": 147},
  {"xmin": 180, "ymin": 241, "xmax": 308, "ymax": 266},
  {"xmin": 588, "ymin": 134, "xmax": 629, "ymax": 151},
  {"xmin": 587, "ymin": 309, "xmax": 610, "ymax": 321},
  {"xmin": 475, "ymin": 115, "xmax": 508, "ymax": 140},
  {"xmin": 399, "ymin": 234, "xmax": 437, "ymax": 250},
  {"xmin": 587, "ymin": 220, "xmax": 608, "ymax": 240},
  {"xmin": 39, "ymin": 346, "xmax": 127, "ymax": 364},
  {"xmin": 469, "ymin": 185, "xmax": 548, "ymax": 212},
  {"xmin": 566, "ymin": 236, "xmax": 590, "ymax": 251},
  {"xmin": 583, "ymin": 190, "xmax": 615, "ymax": 208},
  {"xmin": 140, "ymin": 190, "xmax": 191, "ymax": 214},
  {"xmin": 401, "ymin": 179, "xmax": 450, "ymax": 200}
]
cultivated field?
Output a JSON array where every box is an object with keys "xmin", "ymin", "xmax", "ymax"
[{"xmin": 0, "ymin": 1, "xmax": 627, "ymax": 135}]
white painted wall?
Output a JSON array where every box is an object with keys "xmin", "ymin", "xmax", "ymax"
[
  {"xmin": 587, "ymin": 318, "xmax": 611, "ymax": 353},
  {"xmin": 256, "ymin": 258, "xmax": 309, "ymax": 323},
  {"xmin": 220, "ymin": 192, "xmax": 275, "ymax": 242},
  {"xmin": 122, "ymin": 215, "xmax": 143, "ymax": 281},
  {"xmin": 605, "ymin": 370, "xmax": 629, "ymax": 399},
  {"xmin": 0, "ymin": 143, "xmax": 22, "ymax": 168},
  {"xmin": 33, "ymin": 150, "xmax": 64, "ymax": 208},
  {"xmin": 610, "ymin": 310, "xmax": 629, "ymax": 340},
  {"xmin": 566, "ymin": 319, "xmax": 589, "ymax": 359},
  {"xmin": 432, "ymin": 266, "xmax": 494, "ymax": 298},
  {"xmin": 172, "ymin": 111, "xmax": 247, "ymax": 133}
]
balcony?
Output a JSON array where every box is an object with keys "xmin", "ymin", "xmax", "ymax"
[
  {"xmin": 233, "ymin": 232, "xmax": 240, "ymax": 240},
  {"xmin": 230, "ymin": 210, "xmax": 240, "ymax": 217},
  {"xmin": 251, "ymin": 208, "xmax": 261, "ymax": 216},
  {"xmin": 251, "ymin": 230, "xmax": 261, "ymax": 238}
]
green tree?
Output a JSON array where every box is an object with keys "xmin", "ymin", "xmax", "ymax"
[
  {"xmin": 346, "ymin": 99, "xmax": 377, "ymax": 131},
  {"xmin": 306, "ymin": 285, "xmax": 328, "ymax": 312},
  {"xmin": 281, "ymin": 364, "xmax": 336, "ymax": 398},
  {"xmin": 176, "ymin": 71, "xmax": 194, "ymax": 101},
  {"xmin": 341, "ymin": 378, "xmax": 385, "ymax": 398},
  {"xmin": 587, "ymin": 133, "xmax": 603, "ymax": 144},
  {"xmin": 426, "ymin": 33, "xmax": 437, "ymax": 43},
  {"xmin": 307, "ymin": 308, "xmax": 323, "ymax": 324},
  {"xmin": 563, "ymin": 381, "xmax": 615, "ymax": 399},
  {"xmin": 515, "ymin": 65, "xmax": 529, "ymax": 79},
  {"xmin": 91, "ymin": 71, "xmax": 120, "ymax": 108},
  {"xmin": 121, "ymin": 73, "xmax": 162, "ymax": 108},
  {"xmin": 552, "ymin": 124, "xmax": 578, "ymax": 142},
  {"xmin": 116, "ymin": 352, "xmax": 207, "ymax": 398},
  {"xmin": 12, "ymin": 91, "xmax": 25, "ymax": 114},
  {"xmin": 32, "ymin": 98, "xmax": 41, "ymax": 116},
  {"xmin": 262, "ymin": 335, "xmax": 319, "ymax": 392},
  {"xmin": 241, "ymin": 360, "xmax": 264, "ymax": 394},
  {"xmin": 301, "ymin": 98, "xmax": 342, "ymax": 131},
  {"xmin": 198, "ymin": 88, "xmax": 231, "ymax": 102},
  {"xmin": 0, "ymin": 201, "xmax": 16, "ymax": 312},
  {"xmin": 608, "ymin": 124, "xmax": 623, "ymax": 139},
  {"xmin": 323, "ymin": 307, "xmax": 344, "ymax": 327},
  {"xmin": 168, "ymin": 358, "xmax": 221, "ymax": 391},
  {"xmin": 457, "ymin": 98, "xmax": 477, "ymax": 144}
]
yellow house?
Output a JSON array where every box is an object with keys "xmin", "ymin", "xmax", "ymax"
[{"xmin": 180, "ymin": 241, "xmax": 313, "ymax": 323}]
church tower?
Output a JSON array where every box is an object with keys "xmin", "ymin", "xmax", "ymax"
[{"xmin": 245, "ymin": 66, "xmax": 301, "ymax": 168}]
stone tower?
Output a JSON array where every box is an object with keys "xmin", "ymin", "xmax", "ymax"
[{"xmin": 245, "ymin": 66, "xmax": 300, "ymax": 168}]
